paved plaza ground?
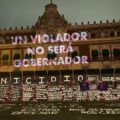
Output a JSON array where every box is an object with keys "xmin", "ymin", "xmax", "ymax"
[{"xmin": 0, "ymin": 101, "xmax": 120, "ymax": 120}]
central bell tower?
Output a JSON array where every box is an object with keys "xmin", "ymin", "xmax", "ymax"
[{"xmin": 34, "ymin": 0, "xmax": 69, "ymax": 34}]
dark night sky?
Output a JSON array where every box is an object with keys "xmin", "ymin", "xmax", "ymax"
[{"xmin": 0, "ymin": 0, "xmax": 120, "ymax": 29}]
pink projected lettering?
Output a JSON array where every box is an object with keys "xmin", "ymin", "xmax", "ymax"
[{"xmin": 11, "ymin": 32, "xmax": 88, "ymax": 68}]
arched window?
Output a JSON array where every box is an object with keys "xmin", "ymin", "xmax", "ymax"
[
  {"xmin": 96, "ymin": 31, "xmax": 101, "ymax": 38},
  {"xmin": 103, "ymin": 30, "xmax": 109, "ymax": 38},
  {"xmin": 2, "ymin": 54, "xmax": 9, "ymax": 65},
  {"xmin": 71, "ymin": 51, "xmax": 78, "ymax": 58},
  {"xmin": 68, "ymin": 51, "xmax": 79, "ymax": 62},
  {"xmin": 0, "ymin": 37, "xmax": 5, "ymax": 44},
  {"xmin": 117, "ymin": 29, "xmax": 120, "ymax": 36},
  {"xmin": 68, "ymin": 51, "xmax": 78, "ymax": 58},
  {"xmin": 13, "ymin": 53, "xmax": 20, "ymax": 60},
  {"xmin": 25, "ymin": 53, "xmax": 32, "ymax": 59},
  {"xmin": 90, "ymin": 31, "xmax": 95, "ymax": 39},
  {"xmin": 91, "ymin": 50, "xmax": 99, "ymax": 59},
  {"xmin": 102, "ymin": 49, "xmax": 110, "ymax": 59},
  {"xmin": 47, "ymin": 51, "xmax": 56, "ymax": 60},
  {"xmin": 110, "ymin": 30, "xmax": 114, "ymax": 37},
  {"xmin": 113, "ymin": 48, "xmax": 120, "ymax": 58}
]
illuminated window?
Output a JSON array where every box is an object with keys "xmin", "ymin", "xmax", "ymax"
[
  {"xmin": 47, "ymin": 51, "xmax": 56, "ymax": 60},
  {"xmin": 13, "ymin": 53, "xmax": 20, "ymax": 60},
  {"xmin": 2, "ymin": 54, "xmax": 9, "ymax": 65},
  {"xmin": 91, "ymin": 50, "xmax": 99, "ymax": 59},
  {"xmin": 102, "ymin": 49, "xmax": 109, "ymax": 58},
  {"xmin": 113, "ymin": 49, "xmax": 120, "ymax": 57}
]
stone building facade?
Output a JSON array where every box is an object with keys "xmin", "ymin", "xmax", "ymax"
[
  {"xmin": 0, "ymin": 2, "xmax": 120, "ymax": 72},
  {"xmin": 0, "ymin": 1, "xmax": 120, "ymax": 102}
]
